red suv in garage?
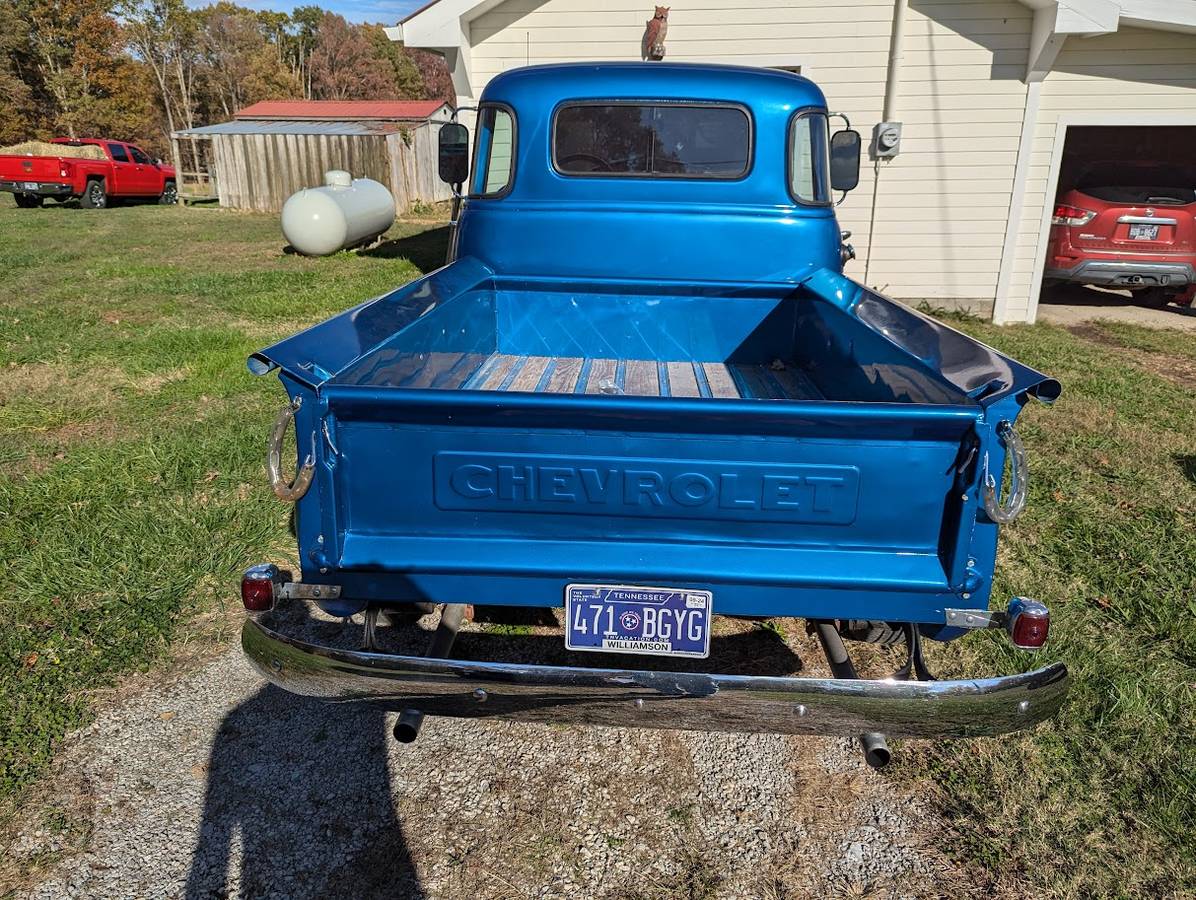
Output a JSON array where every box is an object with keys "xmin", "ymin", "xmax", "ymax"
[{"xmin": 1044, "ymin": 162, "xmax": 1196, "ymax": 308}]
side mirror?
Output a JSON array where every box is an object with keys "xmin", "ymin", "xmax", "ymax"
[
  {"xmin": 438, "ymin": 122, "xmax": 469, "ymax": 186},
  {"xmin": 829, "ymin": 129, "xmax": 861, "ymax": 193}
]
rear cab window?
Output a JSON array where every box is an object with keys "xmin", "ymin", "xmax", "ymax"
[
  {"xmin": 108, "ymin": 143, "xmax": 129, "ymax": 163},
  {"xmin": 553, "ymin": 102, "xmax": 751, "ymax": 179}
]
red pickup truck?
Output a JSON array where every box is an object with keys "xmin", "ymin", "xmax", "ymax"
[{"xmin": 0, "ymin": 138, "xmax": 176, "ymax": 209}]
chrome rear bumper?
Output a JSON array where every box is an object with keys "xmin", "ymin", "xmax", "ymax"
[{"xmin": 242, "ymin": 618, "xmax": 1068, "ymax": 738}]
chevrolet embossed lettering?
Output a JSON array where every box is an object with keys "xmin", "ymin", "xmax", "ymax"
[{"xmin": 434, "ymin": 451, "xmax": 860, "ymax": 524}]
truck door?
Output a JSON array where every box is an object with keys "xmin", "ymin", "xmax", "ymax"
[
  {"xmin": 127, "ymin": 145, "xmax": 159, "ymax": 195},
  {"xmin": 105, "ymin": 143, "xmax": 136, "ymax": 194}
]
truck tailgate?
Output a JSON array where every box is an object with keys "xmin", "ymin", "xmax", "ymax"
[
  {"xmin": 0, "ymin": 155, "xmax": 70, "ymax": 183},
  {"xmin": 314, "ymin": 387, "xmax": 980, "ymax": 622}
]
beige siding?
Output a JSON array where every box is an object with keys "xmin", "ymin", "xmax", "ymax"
[
  {"xmin": 1002, "ymin": 26, "xmax": 1196, "ymax": 321},
  {"xmin": 467, "ymin": 1, "xmax": 1196, "ymax": 317},
  {"xmin": 861, "ymin": 0, "xmax": 1031, "ymax": 301},
  {"xmin": 469, "ymin": 0, "xmax": 892, "ymax": 269},
  {"xmin": 470, "ymin": 0, "xmax": 1032, "ymax": 301}
]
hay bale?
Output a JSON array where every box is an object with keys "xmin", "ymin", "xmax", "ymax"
[{"xmin": 0, "ymin": 140, "xmax": 107, "ymax": 160}]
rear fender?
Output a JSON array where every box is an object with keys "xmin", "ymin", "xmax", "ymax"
[
  {"xmin": 800, "ymin": 268, "xmax": 1061, "ymax": 409},
  {"xmin": 248, "ymin": 257, "xmax": 495, "ymax": 389}
]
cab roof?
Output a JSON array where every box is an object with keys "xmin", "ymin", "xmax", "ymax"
[{"xmin": 481, "ymin": 62, "xmax": 827, "ymax": 113}]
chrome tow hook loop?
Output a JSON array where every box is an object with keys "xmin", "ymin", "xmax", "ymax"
[
  {"xmin": 983, "ymin": 420, "xmax": 1028, "ymax": 525},
  {"xmin": 267, "ymin": 398, "xmax": 316, "ymax": 502}
]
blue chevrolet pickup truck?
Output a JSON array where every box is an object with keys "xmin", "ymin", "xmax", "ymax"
[{"xmin": 240, "ymin": 62, "xmax": 1067, "ymax": 766}]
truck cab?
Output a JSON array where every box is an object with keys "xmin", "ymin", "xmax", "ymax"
[
  {"xmin": 449, "ymin": 64, "xmax": 857, "ymax": 283},
  {"xmin": 240, "ymin": 63, "xmax": 1067, "ymax": 764}
]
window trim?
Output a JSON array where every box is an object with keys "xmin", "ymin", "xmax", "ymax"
[
  {"xmin": 550, "ymin": 99, "xmax": 755, "ymax": 182},
  {"xmin": 468, "ymin": 102, "xmax": 518, "ymax": 200},
  {"xmin": 786, "ymin": 107, "xmax": 833, "ymax": 208}
]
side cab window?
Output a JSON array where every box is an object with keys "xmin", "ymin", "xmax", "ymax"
[
  {"xmin": 108, "ymin": 143, "xmax": 130, "ymax": 163},
  {"xmin": 471, "ymin": 105, "xmax": 516, "ymax": 198},
  {"xmin": 128, "ymin": 146, "xmax": 151, "ymax": 164}
]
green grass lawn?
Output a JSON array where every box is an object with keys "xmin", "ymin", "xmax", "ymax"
[
  {"xmin": 0, "ymin": 202, "xmax": 444, "ymax": 795},
  {"xmin": 1, "ymin": 201, "xmax": 1193, "ymax": 896}
]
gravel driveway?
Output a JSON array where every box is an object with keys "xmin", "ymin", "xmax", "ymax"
[{"xmin": 6, "ymin": 608, "xmax": 966, "ymax": 899}]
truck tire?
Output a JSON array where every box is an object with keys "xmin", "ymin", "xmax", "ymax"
[
  {"xmin": 80, "ymin": 178, "xmax": 107, "ymax": 209},
  {"xmin": 14, "ymin": 194, "xmax": 43, "ymax": 209},
  {"xmin": 159, "ymin": 180, "xmax": 177, "ymax": 205}
]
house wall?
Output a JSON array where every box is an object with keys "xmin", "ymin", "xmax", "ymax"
[
  {"xmin": 1003, "ymin": 25, "xmax": 1196, "ymax": 321},
  {"xmin": 463, "ymin": 0, "xmax": 1196, "ymax": 319},
  {"xmin": 469, "ymin": 0, "xmax": 892, "ymax": 284},
  {"xmin": 869, "ymin": 0, "xmax": 1032, "ymax": 305},
  {"xmin": 468, "ymin": 0, "xmax": 1039, "ymax": 308}
]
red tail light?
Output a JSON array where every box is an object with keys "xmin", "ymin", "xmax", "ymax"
[
  {"xmin": 241, "ymin": 564, "xmax": 281, "ymax": 612},
  {"xmin": 1007, "ymin": 597, "xmax": 1050, "ymax": 649},
  {"xmin": 1052, "ymin": 204, "xmax": 1096, "ymax": 227}
]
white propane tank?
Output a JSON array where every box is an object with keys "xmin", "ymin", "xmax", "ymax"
[{"xmin": 281, "ymin": 170, "xmax": 396, "ymax": 256}]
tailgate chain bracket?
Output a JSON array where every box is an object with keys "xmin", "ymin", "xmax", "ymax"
[
  {"xmin": 268, "ymin": 397, "xmax": 316, "ymax": 502},
  {"xmin": 982, "ymin": 420, "xmax": 1027, "ymax": 524}
]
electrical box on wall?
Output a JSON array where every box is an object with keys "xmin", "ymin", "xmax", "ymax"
[{"xmin": 872, "ymin": 121, "xmax": 903, "ymax": 158}]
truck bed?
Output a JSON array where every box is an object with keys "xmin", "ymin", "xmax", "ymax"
[
  {"xmin": 252, "ymin": 264, "xmax": 1059, "ymax": 625},
  {"xmin": 322, "ymin": 275, "xmax": 966, "ymax": 406},
  {"xmin": 342, "ymin": 351, "xmax": 825, "ymax": 400}
]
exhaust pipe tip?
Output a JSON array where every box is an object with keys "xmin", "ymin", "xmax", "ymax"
[
  {"xmin": 394, "ymin": 708, "xmax": 424, "ymax": 743},
  {"xmin": 393, "ymin": 604, "xmax": 467, "ymax": 744},
  {"xmin": 861, "ymin": 732, "xmax": 891, "ymax": 769}
]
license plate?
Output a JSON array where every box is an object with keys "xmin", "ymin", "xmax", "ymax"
[
  {"xmin": 565, "ymin": 583, "xmax": 711, "ymax": 659},
  {"xmin": 21, "ymin": 182, "xmax": 38, "ymax": 191},
  {"xmin": 1129, "ymin": 223, "xmax": 1159, "ymax": 241}
]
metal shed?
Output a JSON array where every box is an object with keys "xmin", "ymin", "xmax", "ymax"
[{"xmin": 172, "ymin": 103, "xmax": 454, "ymax": 213}]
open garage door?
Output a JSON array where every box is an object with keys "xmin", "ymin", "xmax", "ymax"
[{"xmin": 1039, "ymin": 125, "xmax": 1196, "ymax": 314}]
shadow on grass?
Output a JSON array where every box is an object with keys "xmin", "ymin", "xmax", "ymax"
[
  {"xmin": 361, "ymin": 225, "xmax": 451, "ymax": 273},
  {"xmin": 1176, "ymin": 454, "xmax": 1196, "ymax": 485},
  {"xmin": 1041, "ymin": 282, "xmax": 1196, "ymax": 317}
]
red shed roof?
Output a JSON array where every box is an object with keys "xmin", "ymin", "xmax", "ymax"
[{"xmin": 234, "ymin": 100, "xmax": 449, "ymax": 121}]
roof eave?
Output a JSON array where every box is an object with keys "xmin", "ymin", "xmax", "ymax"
[{"xmin": 1017, "ymin": 0, "xmax": 1196, "ymax": 35}]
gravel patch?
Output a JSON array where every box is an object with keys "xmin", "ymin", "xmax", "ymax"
[{"xmin": 6, "ymin": 608, "xmax": 968, "ymax": 899}]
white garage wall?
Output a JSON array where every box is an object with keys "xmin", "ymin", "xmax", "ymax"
[
  {"xmin": 1003, "ymin": 25, "xmax": 1196, "ymax": 322},
  {"xmin": 469, "ymin": 0, "xmax": 893, "ymax": 275},
  {"xmin": 463, "ymin": 1, "xmax": 1196, "ymax": 318},
  {"xmin": 468, "ymin": 0, "xmax": 1042, "ymax": 306},
  {"xmin": 865, "ymin": 0, "xmax": 1031, "ymax": 302}
]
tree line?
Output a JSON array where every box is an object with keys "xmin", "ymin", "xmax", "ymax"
[{"xmin": 0, "ymin": 0, "xmax": 454, "ymax": 155}]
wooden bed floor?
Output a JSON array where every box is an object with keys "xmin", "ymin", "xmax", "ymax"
[{"xmin": 344, "ymin": 352, "xmax": 825, "ymax": 401}]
